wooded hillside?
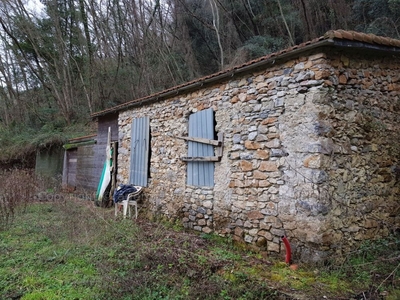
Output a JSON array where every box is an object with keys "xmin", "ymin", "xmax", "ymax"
[{"xmin": 0, "ymin": 0, "xmax": 399, "ymax": 163}]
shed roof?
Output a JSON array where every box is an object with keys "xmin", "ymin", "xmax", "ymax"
[{"xmin": 91, "ymin": 30, "xmax": 400, "ymax": 118}]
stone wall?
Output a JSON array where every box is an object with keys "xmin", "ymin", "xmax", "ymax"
[
  {"xmin": 117, "ymin": 49, "xmax": 400, "ymax": 261},
  {"xmin": 312, "ymin": 52, "xmax": 400, "ymax": 260}
]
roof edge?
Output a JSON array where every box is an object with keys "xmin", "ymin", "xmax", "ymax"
[
  {"xmin": 91, "ymin": 39, "xmax": 334, "ymax": 118},
  {"xmin": 91, "ymin": 29, "xmax": 400, "ymax": 118}
]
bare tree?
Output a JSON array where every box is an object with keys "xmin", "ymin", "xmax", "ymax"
[
  {"xmin": 209, "ymin": 0, "xmax": 224, "ymax": 69},
  {"xmin": 277, "ymin": 0, "xmax": 295, "ymax": 46}
]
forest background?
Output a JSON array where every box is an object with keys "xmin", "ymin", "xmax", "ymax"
[{"xmin": 0, "ymin": 0, "xmax": 399, "ymax": 165}]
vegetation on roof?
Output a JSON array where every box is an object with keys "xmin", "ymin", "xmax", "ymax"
[{"xmin": 0, "ymin": 122, "xmax": 94, "ymax": 166}]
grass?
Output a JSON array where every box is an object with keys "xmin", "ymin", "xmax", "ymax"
[
  {"xmin": 0, "ymin": 173, "xmax": 399, "ymax": 299},
  {"xmin": 0, "ymin": 204, "xmax": 101, "ymax": 299},
  {"xmin": 0, "ymin": 200, "xmax": 281, "ymax": 299}
]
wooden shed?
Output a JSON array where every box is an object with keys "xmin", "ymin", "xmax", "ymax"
[{"xmin": 62, "ymin": 113, "xmax": 119, "ymax": 192}]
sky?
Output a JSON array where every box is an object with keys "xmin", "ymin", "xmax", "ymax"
[{"xmin": 25, "ymin": 0, "xmax": 45, "ymax": 16}]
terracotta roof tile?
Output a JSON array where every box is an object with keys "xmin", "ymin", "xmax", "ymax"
[
  {"xmin": 391, "ymin": 38, "xmax": 400, "ymax": 47},
  {"xmin": 91, "ymin": 30, "xmax": 400, "ymax": 117},
  {"xmin": 316, "ymin": 30, "xmax": 400, "ymax": 48},
  {"xmin": 352, "ymin": 31, "xmax": 364, "ymax": 41},
  {"xmin": 388, "ymin": 38, "xmax": 397, "ymax": 47},
  {"xmin": 333, "ymin": 30, "xmax": 343, "ymax": 39},
  {"xmin": 374, "ymin": 35, "xmax": 384, "ymax": 44},
  {"xmin": 362, "ymin": 33, "xmax": 372, "ymax": 43},
  {"xmin": 341, "ymin": 30, "xmax": 354, "ymax": 40}
]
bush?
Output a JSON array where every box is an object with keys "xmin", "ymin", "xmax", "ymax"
[{"xmin": 0, "ymin": 169, "xmax": 40, "ymax": 229}]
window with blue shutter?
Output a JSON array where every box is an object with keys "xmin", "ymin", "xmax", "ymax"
[
  {"xmin": 187, "ymin": 108, "xmax": 216, "ymax": 187},
  {"xmin": 129, "ymin": 116, "xmax": 150, "ymax": 187}
]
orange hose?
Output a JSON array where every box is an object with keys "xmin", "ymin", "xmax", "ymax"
[{"xmin": 281, "ymin": 236, "xmax": 292, "ymax": 264}]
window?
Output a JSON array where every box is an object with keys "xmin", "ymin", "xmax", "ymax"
[
  {"xmin": 129, "ymin": 116, "xmax": 150, "ymax": 187},
  {"xmin": 187, "ymin": 108, "xmax": 216, "ymax": 187}
]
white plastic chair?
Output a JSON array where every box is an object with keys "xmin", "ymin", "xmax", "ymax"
[{"xmin": 114, "ymin": 186, "xmax": 143, "ymax": 219}]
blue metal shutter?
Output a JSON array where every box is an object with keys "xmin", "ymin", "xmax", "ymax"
[
  {"xmin": 187, "ymin": 108, "xmax": 215, "ymax": 187},
  {"xmin": 129, "ymin": 116, "xmax": 150, "ymax": 187}
]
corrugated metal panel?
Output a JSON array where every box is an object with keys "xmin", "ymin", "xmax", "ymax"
[
  {"xmin": 187, "ymin": 108, "xmax": 215, "ymax": 186},
  {"xmin": 129, "ymin": 116, "xmax": 150, "ymax": 187}
]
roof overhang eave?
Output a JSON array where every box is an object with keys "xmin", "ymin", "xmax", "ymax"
[
  {"xmin": 90, "ymin": 39, "xmax": 336, "ymax": 119},
  {"xmin": 92, "ymin": 37, "xmax": 400, "ymax": 118},
  {"xmin": 332, "ymin": 39, "xmax": 400, "ymax": 53}
]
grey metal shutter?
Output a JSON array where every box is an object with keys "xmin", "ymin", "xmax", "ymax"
[
  {"xmin": 187, "ymin": 108, "xmax": 215, "ymax": 187},
  {"xmin": 129, "ymin": 116, "xmax": 150, "ymax": 187}
]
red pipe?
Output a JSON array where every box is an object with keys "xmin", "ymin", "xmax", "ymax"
[{"xmin": 281, "ymin": 236, "xmax": 292, "ymax": 264}]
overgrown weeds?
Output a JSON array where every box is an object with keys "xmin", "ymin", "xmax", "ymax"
[
  {"xmin": 0, "ymin": 169, "xmax": 34, "ymax": 228},
  {"xmin": 329, "ymin": 234, "xmax": 400, "ymax": 299},
  {"xmin": 0, "ymin": 200, "xmax": 283, "ymax": 300},
  {"xmin": 0, "ymin": 172, "xmax": 399, "ymax": 299},
  {"xmin": 0, "ymin": 122, "xmax": 93, "ymax": 165},
  {"xmin": 0, "ymin": 169, "xmax": 60, "ymax": 230}
]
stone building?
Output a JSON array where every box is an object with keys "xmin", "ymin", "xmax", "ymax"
[{"xmin": 91, "ymin": 30, "xmax": 400, "ymax": 262}]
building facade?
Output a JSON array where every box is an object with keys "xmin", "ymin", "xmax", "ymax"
[{"xmin": 92, "ymin": 30, "xmax": 400, "ymax": 261}]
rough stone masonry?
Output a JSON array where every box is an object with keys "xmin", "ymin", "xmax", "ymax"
[{"xmin": 117, "ymin": 48, "xmax": 400, "ymax": 262}]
